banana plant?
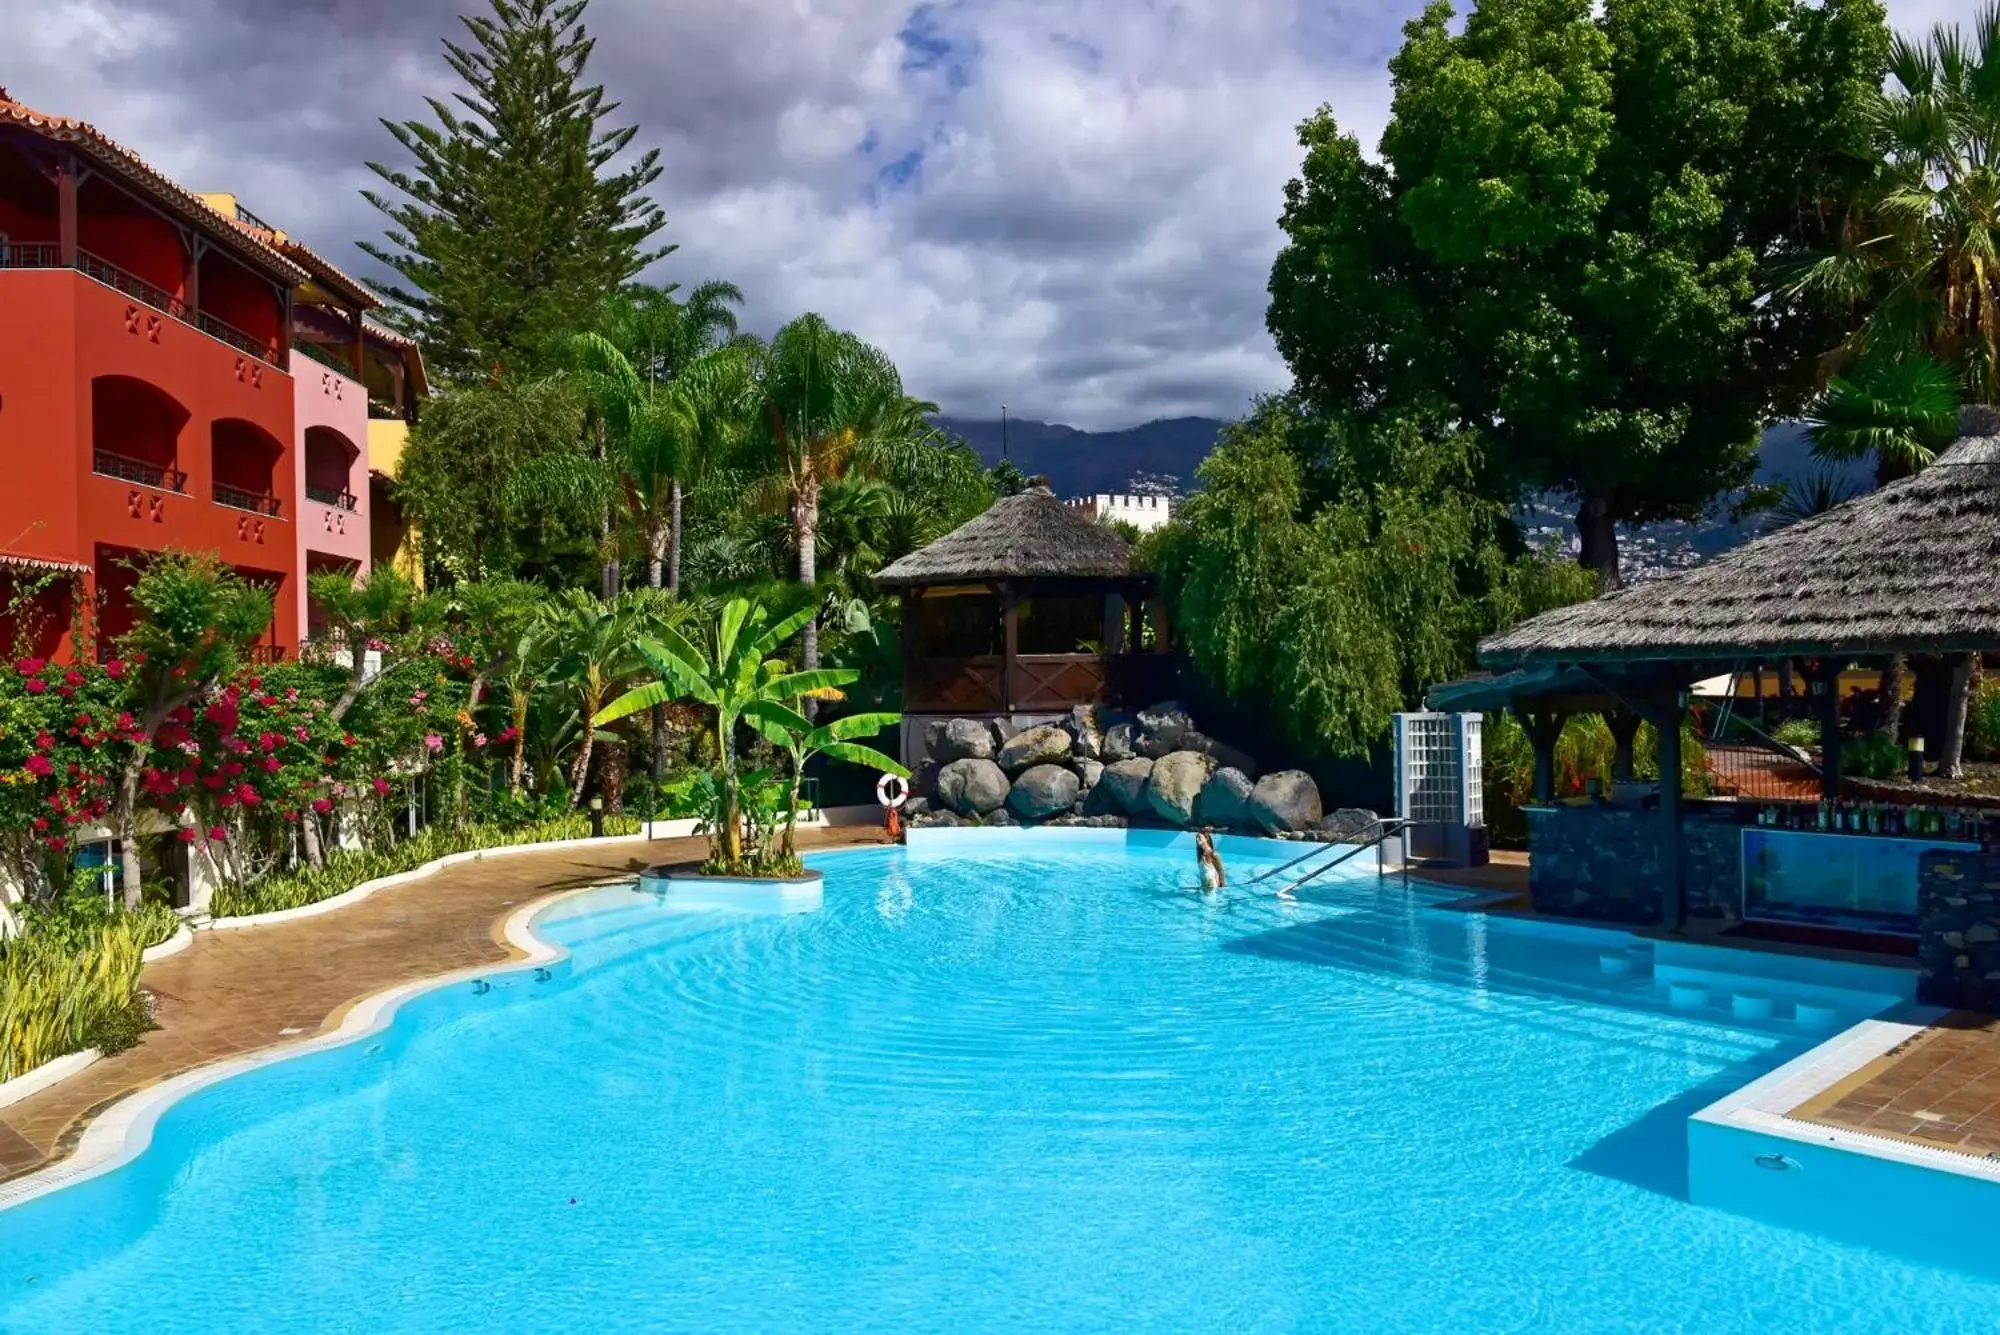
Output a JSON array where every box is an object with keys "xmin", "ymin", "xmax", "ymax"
[
  {"xmin": 742, "ymin": 674, "xmax": 906, "ymax": 858},
  {"xmin": 593, "ymin": 596, "xmax": 853, "ymax": 872}
]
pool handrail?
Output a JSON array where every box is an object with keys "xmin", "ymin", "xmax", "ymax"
[{"xmin": 1240, "ymin": 815, "xmax": 1415, "ymax": 890}]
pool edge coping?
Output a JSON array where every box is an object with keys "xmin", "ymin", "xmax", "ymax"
[
  {"xmin": 1691, "ymin": 1007, "xmax": 2000, "ymax": 1187},
  {"xmin": 0, "ymin": 882, "xmax": 597, "ymax": 1215},
  {"xmin": 0, "ymin": 841, "xmax": 897, "ymax": 1215}
]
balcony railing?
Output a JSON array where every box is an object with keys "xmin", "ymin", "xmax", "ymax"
[
  {"xmin": 305, "ymin": 483, "xmax": 358, "ymax": 511},
  {"xmin": 0, "ymin": 242, "xmax": 63, "ymax": 269},
  {"xmin": 214, "ymin": 482, "xmax": 282, "ymax": 517},
  {"xmin": 197, "ymin": 311, "xmax": 277, "ymax": 364},
  {"xmin": 76, "ymin": 249, "xmax": 187, "ymax": 320},
  {"xmin": 3, "ymin": 245, "xmax": 288, "ymax": 369},
  {"xmin": 291, "ymin": 340, "xmax": 357, "ymax": 377},
  {"xmin": 93, "ymin": 448, "xmax": 187, "ymax": 493},
  {"xmin": 245, "ymin": 644, "xmax": 287, "ymax": 665},
  {"xmin": 368, "ymin": 398, "xmax": 409, "ymax": 421}
]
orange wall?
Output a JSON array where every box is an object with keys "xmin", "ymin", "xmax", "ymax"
[{"xmin": 0, "ymin": 267, "xmax": 299, "ymax": 656}]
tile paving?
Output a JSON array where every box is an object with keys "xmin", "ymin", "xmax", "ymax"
[
  {"xmin": 0, "ymin": 828, "xmax": 890, "ymax": 1182},
  {"xmin": 1789, "ymin": 1011, "xmax": 2000, "ymax": 1158}
]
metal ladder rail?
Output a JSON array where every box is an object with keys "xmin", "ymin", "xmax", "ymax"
[
  {"xmin": 1241, "ymin": 816, "xmax": 1412, "ymax": 888},
  {"xmin": 1274, "ymin": 818, "xmax": 1414, "ymax": 898}
]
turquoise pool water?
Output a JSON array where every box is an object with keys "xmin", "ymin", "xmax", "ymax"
[{"xmin": 1, "ymin": 832, "xmax": 1996, "ymax": 1333}]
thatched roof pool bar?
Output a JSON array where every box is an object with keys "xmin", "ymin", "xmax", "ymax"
[{"xmin": 1426, "ymin": 409, "xmax": 2000, "ymax": 988}]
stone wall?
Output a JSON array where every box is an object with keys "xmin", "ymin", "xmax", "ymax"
[
  {"xmin": 1526, "ymin": 804, "xmax": 1748, "ymax": 927},
  {"xmin": 1918, "ymin": 848, "xmax": 2000, "ymax": 1009},
  {"xmin": 1526, "ymin": 806, "xmax": 1666, "ymax": 925}
]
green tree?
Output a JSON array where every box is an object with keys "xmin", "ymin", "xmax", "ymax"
[
  {"xmin": 750, "ymin": 699, "xmax": 906, "ymax": 859},
  {"xmin": 1267, "ymin": 0, "xmax": 1891, "ymax": 589},
  {"xmin": 537, "ymin": 588, "xmax": 647, "ymax": 808},
  {"xmin": 111, "ymin": 554, "xmax": 273, "ymax": 909},
  {"xmin": 398, "ymin": 376, "xmax": 586, "ymax": 581},
  {"xmin": 1152, "ymin": 401, "xmax": 1591, "ymax": 757},
  {"xmin": 361, "ymin": 0, "xmax": 668, "ymax": 379}
]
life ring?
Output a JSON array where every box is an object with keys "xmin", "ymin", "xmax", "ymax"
[{"xmin": 876, "ymin": 772, "xmax": 909, "ymax": 809}]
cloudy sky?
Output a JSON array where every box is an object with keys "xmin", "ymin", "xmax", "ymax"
[{"xmin": 4, "ymin": 0, "xmax": 1963, "ymax": 429}]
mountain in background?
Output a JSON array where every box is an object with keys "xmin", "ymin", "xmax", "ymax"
[
  {"xmin": 935, "ymin": 415, "xmax": 1227, "ymax": 497},
  {"xmin": 935, "ymin": 413, "xmax": 1860, "ymax": 580}
]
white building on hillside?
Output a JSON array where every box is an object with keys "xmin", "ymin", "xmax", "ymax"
[{"xmin": 1065, "ymin": 493, "xmax": 1175, "ymax": 533}]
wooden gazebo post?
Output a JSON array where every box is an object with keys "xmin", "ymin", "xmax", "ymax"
[
  {"xmin": 1657, "ymin": 688, "xmax": 1684, "ymax": 931},
  {"xmin": 1000, "ymin": 579, "xmax": 1020, "ymax": 714}
]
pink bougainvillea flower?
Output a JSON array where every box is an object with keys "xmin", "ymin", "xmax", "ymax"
[
  {"xmin": 235, "ymin": 782, "xmax": 260, "ymax": 803},
  {"xmin": 34, "ymin": 732, "xmax": 53, "ymax": 751},
  {"xmin": 293, "ymin": 725, "xmax": 309, "ymax": 742},
  {"xmin": 222, "ymin": 761, "xmax": 244, "ymax": 777},
  {"xmin": 44, "ymin": 836, "xmax": 64, "ymax": 852},
  {"xmin": 103, "ymin": 658, "xmax": 125, "ymax": 680},
  {"xmin": 218, "ymin": 792, "xmax": 238, "ymax": 809},
  {"xmin": 55, "ymin": 685, "xmax": 74, "ymax": 699},
  {"xmin": 473, "ymin": 734, "xmax": 488, "ymax": 749},
  {"xmin": 203, "ymin": 774, "xmax": 226, "ymax": 790},
  {"xmin": 208, "ymin": 825, "xmax": 227, "ymax": 841},
  {"xmin": 259, "ymin": 732, "xmax": 279, "ymax": 753},
  {"xmin": 177, "ymin": 827, "xmax": 197, "ymax": 844},
  {"xmin": 62, "ymin": 670, "xmax": 81, "ymax": 687},
  {"xmin": 246, "ymin": 676, "xmax": 262, "ymax": 691},
  {"xmin": 312, "ymin": 797, "xmax": 334, "ymax": 815},
  {"xmin": 29, "ymin": 817, "xmax": 47, "ymax": 833},
  {"xmin": 341, "ymin": 732, "xmax": 356, "ymax": 747},
  {"xmin": 24, "ymin": 679, "xmax": 46, "ymax": 695},
  {"xmin": 263, "ymin": 757, "xmax": 282, "ymax": 774},
  {"xmin": 423, "ymin": 733, "xmax": 443, "ymax": 752},
  {"xmin": 13, "ymin": 657, "xmax": 45, "ymax": 675},
  {"xmin": 24, "ymin": 754, "xmax": 53, "ymax": 778},
  {"xmin": 372, "ymin": 777, "xmax": 392, "ymax": 797}
]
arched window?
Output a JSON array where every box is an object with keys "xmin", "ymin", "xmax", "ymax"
[
  {"xmin": 302, "ymin": 426, "xmax": 360, "ymax": 509},
  {"xmin": 90, "ymin": 375, "xmax": 191, "ymax": 492},
  {"xmin": 210, "ymin": 418, "xmax": 284, "ymax": 515}
]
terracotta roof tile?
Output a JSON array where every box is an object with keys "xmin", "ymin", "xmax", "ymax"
[{"xmin": 0, "ymin": 94, "xmax": 306, "ymax": 287}]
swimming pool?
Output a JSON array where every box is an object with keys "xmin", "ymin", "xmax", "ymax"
[{"xmin": 1, "ymin": 831, "xmax": 1995, "ymax": 1333}]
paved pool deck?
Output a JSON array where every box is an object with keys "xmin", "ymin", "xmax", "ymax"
[
  {"xmin": 1788, "ymin": 1011, "xmax": 2000, "ymax": 1159},
  {"xmin": 0, "ymin": 827, "xmax": 891, "ymax": 1184}
]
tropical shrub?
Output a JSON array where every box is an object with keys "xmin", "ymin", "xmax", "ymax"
[
  {"xmin": 0, "ymin": 914, "xmax": 153, "ymax": 1080},
  {"xmin": 1483, "ymin": 712, "xmax": 1710, "ymax": 846},
  {"xmin": 1844, "ymin": 731, "xmax": 1905, "ymax": 781}
]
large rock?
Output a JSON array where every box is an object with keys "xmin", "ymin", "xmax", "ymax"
[
  {"xmin": 1098, "ymin": 757, "xmax": 1155, "ymax": 814},
  {"xmin": 1249, "ymin": 770, "xmax": 1323, "ymax": 833},
  {"xmin": 998, "ymin": 724, "xmax": 1074, "ymax": 773},
  {"xmin": 1066, "ymin": 703, "xmax": 1105, "ymax": 760},
  {"xmin": 1074, "ymin": 758, "xmax": 1105, "ymax": 791},
  {"xmin": 1196, "ymin": 735, "xmax": 1258, "ymax": 779},
  {"xmin": 985, "ymin": 806, "xmax": 1017, "ymax": 827},
  {"xmin": 1137, "ymin": 700, "xmax": 1196, "ymax": 752},
  {"xmin": 922, "ymin": 719, "xmax": 949, "ymax": 761},
  {"xmin": 1101, "ymin": 722, "xmax": 1139, "ymax": 763},
  {"xmin": 1319, "ymin": 807, "xmax": 1382, "ymax": 841},
  {"xmin": 934, "ymin": 718, "xmax": 996, "ymax": 763},
  {"xmin": 1146, "ymin": 750, "xmax": 1216, "ymax": 826},
  {"xmin": 991, "ymin": 717, "xmax": 1021, "ymax": 747},
  {"xmin": 911, "ymin": 758, "xmax": 942, "ymax": 802},
  {"xmin": 936, "ymin": 758, "xmax": 1010, "ymax": 816},
  {"xmin": 1009, "ymin": 764, "xmax": 1081, "ymax": 819},
  {"xmin": 1193, "ymin": 766, "xmax": 1254, "ymax": 829}
]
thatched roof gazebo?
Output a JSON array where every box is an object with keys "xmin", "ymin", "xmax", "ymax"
[
  {"xmin": 1484, "ymin": 430, "xmax": 2000, "ymax": 670},
  {"xmin": 875, "ymin": 485, "xmax": 1173, "ymax": 729}
]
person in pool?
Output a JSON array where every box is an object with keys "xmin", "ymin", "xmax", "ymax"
[{"xmin": 1195, "ymin": 828, "xmax": 1226, "ymax": 892}]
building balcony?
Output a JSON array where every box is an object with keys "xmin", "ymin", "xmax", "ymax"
[
  {"xmin": 93, "ymin": 448, "xmax": 187, "ymax": 494},
  {"xmin": 0, "ymin": 245, "xmax": 284, "ymax": 369},
  {"xmin": 305, "ymin": 483, "xmax": 358, "ymax": 511},
  {"xmin": 213, "ymin": 483, "xmax": 282, "ymax": 517},
  {"xmin": 292, "ymin": 340, "xmax": 358, "ymax": 378}
]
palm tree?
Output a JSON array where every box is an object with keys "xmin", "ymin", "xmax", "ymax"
[
  {"xmin": 741, "ymin": 313, "xmax": 939, "ymax": 674},
  {"xmin": 749, "ymin": 696, "xmax": 906, "ymax": 859},
  {"xmin": 538, "ymin": 589, "xmax": 644, "ymax": 809},
  {"xmin": 1806, "ymin": 353, "xmax": 1961, "ymax": 485},
  {"xmin": 1793, "ymin": 5, "xmax": 2000, "ymax": 403},
  {"xmin": 594, "ymin": 597, "xmax": 851, "ymax": 871}
]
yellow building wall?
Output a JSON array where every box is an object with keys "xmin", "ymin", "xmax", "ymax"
[{"xmin": 367, "ymin": 419, "xmax": 423, "ymax": 587}]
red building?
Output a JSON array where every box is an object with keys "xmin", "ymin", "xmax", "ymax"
[{"xmin": 0, "ymin": 89, "xmax": 308, "ymax": 663}]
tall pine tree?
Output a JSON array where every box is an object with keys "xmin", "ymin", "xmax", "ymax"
[{"xmin": 362, "ymin": 0, "xmax": 668, "ymax": 380}]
